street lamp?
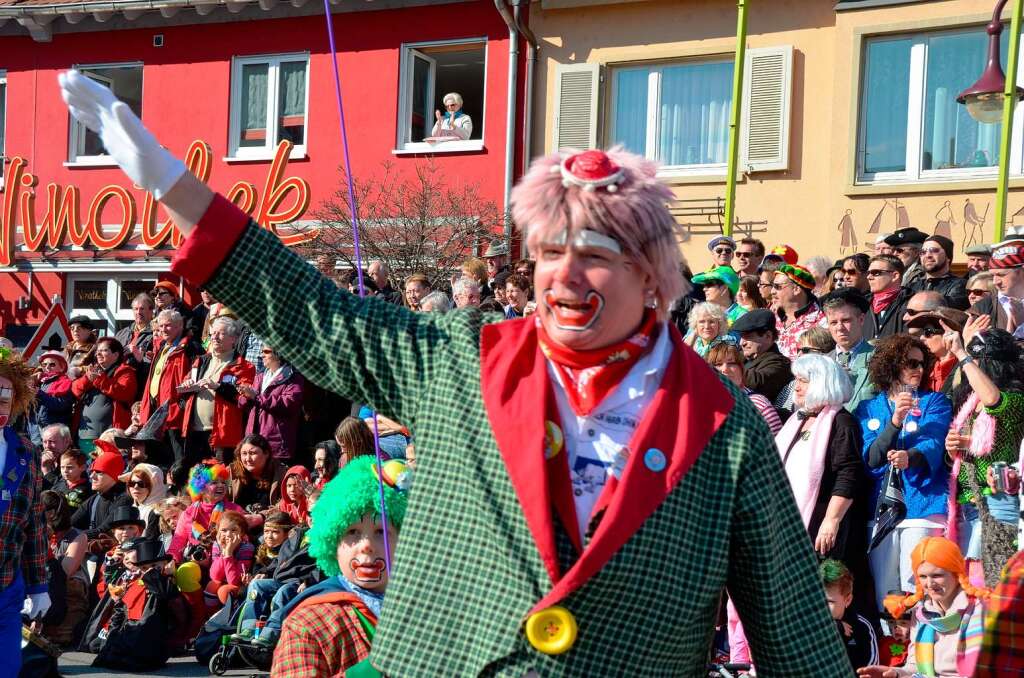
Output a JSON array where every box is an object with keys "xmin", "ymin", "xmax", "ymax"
[
  {"xmin": 957, "ymin": 0, "xmax": 1024, "ymax": 242},
  {"xmin": 957, "ymin": 0, "xmax": 1024, "ymax": 122}
]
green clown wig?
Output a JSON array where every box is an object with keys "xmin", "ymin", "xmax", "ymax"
[{"xmin": 308, "ymin": 456, "xmax": 410, "ymax": 577}]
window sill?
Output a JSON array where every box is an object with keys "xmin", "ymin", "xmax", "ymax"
[
  {"xmin": 657, "ymin": 171, "xmax": 745, "ymax": 186},
  {"xmin": 224, "ymin": 149, "xmax": 308, "ymax": 164},
  {"xmin": 847, "ymin": 176, "xmax": 1024, "ymax": 195},
  {"xmin": 392, "ymin": 140, "xmax": 485, "ymax": 155},
  {"xmin": 63, "ymin": 158, "xmax": 120, "ymax": 168}
]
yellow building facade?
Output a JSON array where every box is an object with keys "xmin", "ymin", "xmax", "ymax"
[{"xmin": 531, "ymin": 0, "xmax": 1024, "ymax": 268}]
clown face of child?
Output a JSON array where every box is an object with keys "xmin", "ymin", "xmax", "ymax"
[
  {"xmin": 0, "ymin": 375, "xmax": 13, "ymax": 428},
  {"xmin": 336, "ymin": 513, "xmax": 397, "ymax": 593},
  {"xmin": 113, "ymin": 524, "xmax": 141, "ymax": 544},
  {"xmin": 202, "ymin": 478, "xmax": 228, "ymax": 504},
  {"xmin": 890, "ymin": 618, "xmax": 910, "ymax": 644},
  {"xmin": 263, "ymin": 524, "xmax": 289, "ymax": 550}
]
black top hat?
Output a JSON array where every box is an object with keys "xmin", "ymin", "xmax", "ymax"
[
  {"xmin": 108, "ymin": 505, "xmax": 146, "ymax": 530},
  {"xmin": 133, "ymin": 539, "xmax": 172, "ymax": 566},
  {"xmin": 114, "ymin": 406, "xmax": 168, "ymax": 450}
]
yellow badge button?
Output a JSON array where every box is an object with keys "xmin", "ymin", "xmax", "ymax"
[{"xmin": 524, "ymin": 606, "xmax": 578, "ymax": 655}]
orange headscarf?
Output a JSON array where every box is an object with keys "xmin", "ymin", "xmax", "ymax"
[{"xmin": 884, "ymin": 537, "xmax": 989, "ymax": 618}]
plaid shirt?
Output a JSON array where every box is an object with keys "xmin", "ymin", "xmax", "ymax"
[
  {"xmin": 270, "ymin": 603, "xmax": 372, "ymax": 677},
  {"xmin": 0, "ymin": 428, "xmax": 48, "ymax": 593},
  {"xmin": 976, "ymin": 549, "xmax": 1024, "ymax": 677},
  {"xmin": 174, "ymin": 196, "xmax": 852, "ymax": 677}
]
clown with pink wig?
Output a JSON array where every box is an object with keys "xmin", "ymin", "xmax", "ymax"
[
  {"xmin": 166, "ymin": 459, "xmax": 242, "ymax": 565},
  {"xmin": 59, "ymin": 70, "xmax": 850, "ymax": 675}
]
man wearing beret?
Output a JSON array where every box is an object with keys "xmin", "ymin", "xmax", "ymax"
[
  {"xmin": 733, "ymin": 309, "xmax": 792, "ymax": 404},
  {"xmin": 971, "ymin": 239, "xmax": 1024, "ymax": 337},
  {"xmin": 60, "ymin": 70, "xmax": 853, "ymax": 677},
  {"xmin": 883, "ymin": 227, "xmax": 927, "ymax": 288},
  {"xmin": 770, "ymin": 263, "xmax": 826, "ymax": 360},
  {"xmin": 907, "ymin": 235, "xmax": 968, "ymax": 310}
]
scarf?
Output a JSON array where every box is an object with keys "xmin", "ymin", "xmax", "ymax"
[
  {"xmin": 945, "ymin": 393, "xmax": 996, "ymax": 544},
  {"xmin": 537, "ymin": 309, "xmax": 657, "ymax": 416},
  {"xmin": 192, "ymin": 501, "xmax": 224, "ymax": 541},
  {"xmin": 774, "ymin": 405, "xmax": 840, "ymax": 527},
  {"xmin": 913, "ymin": 596, "xmax": 984, "ymax": 676},
  {"xmin": 871, "ymin": 285, "xmax": 901, "ymax": 314}
]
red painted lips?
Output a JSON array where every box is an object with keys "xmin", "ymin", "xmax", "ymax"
[{"xmin": 543, "ymin": 290, "xmax": 604, "ymax": 330}]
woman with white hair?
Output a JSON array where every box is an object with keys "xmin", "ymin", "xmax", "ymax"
[
  {"xmin": 775, "ymin": 353, "xmax": 869, "ymax": 562},
  {"xmin": 683, "ymin": 302, "xmax": 730, "ymax": 357},
  {"xmin": 431, "ymin": 92, "xmax": 472, "ymax": 141}
]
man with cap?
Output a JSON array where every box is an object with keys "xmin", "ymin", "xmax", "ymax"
[
  {"xmin": 151, "ymin": 281, "xmax": 198, "ymax": 337},
  {"xmin": 691, "ymin": 265, "xmax": 745, "ymax": 326},
  {"xmin": 66, "ymin": 315, "xmax": 97, "ymax": 379},
  {"xmin": 863, "ymin": 254, "xmax": 913, "ymax": 342},
  {"xmin": 482, "ymin": 239, "xmax": 510, "ymax": 293},
  {"xmin": 771, "ymin": 263, "xmax": 826, "ymax": 360},
  {"xmin": 971, "ymin": 238, "xmax": 1024, "ymax": 337},
  {"xmin": 708, "ymin": 235, "xmax": 735, "ymax": 269},
  {"xmin": 965, "ymin": 244, "xmax": 992, "ymax": 275},
  {"xmin": 70, "ymin": 441, "xmax": 129, "ymax": 540},
  {"xmin": 906, "ymin": 307, "xmax": 969, "ymax": 394},
  {"xmin": 907, "ymin": 235, "xmax": 969, "ymax": 310},
  {"xmin": 883, "ymin": 227, "xmax": 927, "ymax": 288},
  {"xmin": 59, "ymin": 71, "xmax": 853, "ymax": 676},
  {"xmin": 821, "ymin": 289, "xmax": 877, "ymax": 413},
  {"xmin": 732, "ymin": 308, "xmax": 792, "ymax": 403}
]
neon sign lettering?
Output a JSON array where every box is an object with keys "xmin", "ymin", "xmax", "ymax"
[{"xmin": 0, "ymin": 139, "xmax": 314, "ymax": 266}]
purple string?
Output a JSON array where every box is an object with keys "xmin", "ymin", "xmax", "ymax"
[{"xmin": 322, "ymin": 0, "xmax": 392, "ymax": 575}]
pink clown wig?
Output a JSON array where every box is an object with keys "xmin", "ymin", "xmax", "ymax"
[
  {"xmin": 187, "ymin": 460, "xmax": 231, "ymax": 502},
  {"xmin": 510, "ymin": 147, "xmax": 688, "ymax": 319}
]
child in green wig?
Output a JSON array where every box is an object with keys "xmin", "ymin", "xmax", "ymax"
[{"xmin": 268, "ymin": 456, "xmax": 410, "ymax": 677}]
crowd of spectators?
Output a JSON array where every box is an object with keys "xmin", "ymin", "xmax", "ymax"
[{"xmin": 13, "ymin": 226, "xmax": 1024, "ymax": 677}]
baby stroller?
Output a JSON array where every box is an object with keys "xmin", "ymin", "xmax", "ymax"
[{"xmin": 196, "ymin": 595, "xmax": 272, "ymax": 675}]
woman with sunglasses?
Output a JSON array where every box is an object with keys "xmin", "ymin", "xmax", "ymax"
[
  {"xmin": 906, "ymin": 309, "xmax": 968, "ymax": 395},
  {"xmin": 965, "ymin": 272, "xmax": 995, "ymax": 309},
  {"xmin": 119, "ymin": 463, "xmax": 168, "ymax": 540},
  {"xmin": 855, "ymin": 334, "xmax": 951, "ymax": 611},
  {"xmin": 942, "ymin": 327, "xmax": 1024, "ymax": 586},
  {"xmin": 28, "ymin": 351, "xmax": 74, "ymax": 447}
]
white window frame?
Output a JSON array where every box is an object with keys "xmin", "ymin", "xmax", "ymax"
[
  {"xmin": 67, "ymin": 274, "xmax": 158, "ymax": 337},
  {"xmin": 67, "ymin": 62, "xmax": 143, "ymax": 166},
  {"xmin": 856, "ymin": 26, "xmax": 1024, "ymax": 185},
  {"xmin": 0, "ymin": 70, "xmax": 6, "ymax": 191},
  {"xmin": 608, "ymin": 57, "xmax": 734, "ymax": 179},
  {"xmin": 228, "ymin": 52, "xmax": 310, "ymax": 161},
  {"xmin": 395, "ymin": 37, "xmax": 487, "ymax": 154}
]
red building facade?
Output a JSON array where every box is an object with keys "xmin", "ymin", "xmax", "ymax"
[{"xmin": 0, "ymin": 0, "xmax": 528, "ymax": 342}]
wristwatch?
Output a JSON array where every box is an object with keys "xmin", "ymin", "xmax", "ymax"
[{"xmin": 958, "ymin": 355, "xmax": 974, "ymax": 368}]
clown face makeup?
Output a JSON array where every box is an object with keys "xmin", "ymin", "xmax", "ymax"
[
  {"xmin": 0, "ymin": 378, "xmax": 12, "ymax": 428},
  {"xmin": 534, "ymin": 234, "xmax": 650, "ymax": 350},
  {"xmin": 336, "ymin": 513, "xmax": 396, "ymax": 593}
]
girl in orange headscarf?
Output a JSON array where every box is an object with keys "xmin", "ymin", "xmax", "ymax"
[{"xmin": 857, "ymin": 537, "xmax": 988, "ymax": 678}]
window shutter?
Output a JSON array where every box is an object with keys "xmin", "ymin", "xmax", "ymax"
[
  {"xmin": 741, "ymin": 45, "xmax": 793, "ymax": 172},
  {"xmin": 552, "ymin": 63, "xmax": 600, "ymax": 151}
]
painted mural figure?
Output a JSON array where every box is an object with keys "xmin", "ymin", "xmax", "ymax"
[{"xmin": 58, "ymin": 69, "xmax": 853, "ymax": 676}]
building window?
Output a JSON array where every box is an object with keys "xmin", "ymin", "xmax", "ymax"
[
  {"xmin": 0, "ymin": 70, "xmax": 6, "ymax": 190},
  {"xmin": 68, "ymin": 63, "xmax": 143, "ymax": 165},
  {"xmin": 608, "ymin": 59, "xmax": 734, "ymax": 174},
  {"xmin": 857, "ymin": 26, "xmax": 1021, "ymax": 184},
  {"xmin": 68, "ymin": 275, "xmax": 157, "ymax": 335},
  {"xmin": 229, "ymin": 53, "xmax": 309, "ymax": 159},
  {"xmin": 397, "ymin": 39, "xmax": 486, "ymax": 152}
]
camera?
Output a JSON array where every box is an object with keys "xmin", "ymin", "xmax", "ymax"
[{"xmin": 183, "ymin": 543, "xmax": 208, "ymax": 562}]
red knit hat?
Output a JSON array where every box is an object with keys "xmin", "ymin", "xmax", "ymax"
[
  {"xmin": 990, "ymin": 239, "xmax": 1024, "ymax": 269},
  {"xmin": 91, "ymin": 444, "xmax": 125, "ymax": 479}
]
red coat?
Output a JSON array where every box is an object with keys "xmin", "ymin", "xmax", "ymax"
[
  {"xmin": 140, "ymin": 336, "xmax": 197, "ymax": 431},
  {"xmin": 71, "ymin": 363, "xmax": 137, "ymax": 430},
  {"xmin": 179, "ymin": 353, "xmax": 255, "ymax": 449}
]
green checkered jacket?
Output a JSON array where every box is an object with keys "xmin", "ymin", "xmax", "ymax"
[{"xmin": 194, "ymin": 220, "xmax": 852, "ymax": 677}]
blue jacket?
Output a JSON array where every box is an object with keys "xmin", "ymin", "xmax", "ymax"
[{"xmin": 854, "ymin": 391, "xmax": 952, "ymax": 519}]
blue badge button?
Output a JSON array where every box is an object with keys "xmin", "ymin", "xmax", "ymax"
[{"xmin": 643, "ymin": 448, "xmax": 666, "ymax": 472}]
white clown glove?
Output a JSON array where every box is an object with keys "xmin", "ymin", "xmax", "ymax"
[
  {"xmin": 57, "ymin": 70, "xmax": 186, "ymax": 201},
  {"xmin": 21, "ymin": 592, "xmax": 51, "ymax": 620}
]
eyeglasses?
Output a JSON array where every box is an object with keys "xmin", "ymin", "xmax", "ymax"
[
  {"xmin": 128, "ymin": 480, "xmax": 149, "ymax": 489},
  {"xmin": 771, "ymin": 282, "xmax": 794, "ymax": 290},
  {"xmin": 757, "ymin": 282, "xmax": 772, "ymax": 289},
  {"xmin": 903, "ymin": 358, "xmax": 925, "ymax": 370},
  {"xmin": 866, "ymin": 269, "xmax": 893, "ymax": 277},
  {"xmin": 798, "ymin": 347, "xmax": 823, "ymax": 355},
  {"xmin": 713, "ymin": 248, "xmax": 734, "ymax": 256}
]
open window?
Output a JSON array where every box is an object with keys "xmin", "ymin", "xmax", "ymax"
[
  {"xmin": 68, "ymin": 63, "xmax": 143, "ymax": 165},
  {"xmin": 229, "ymin": 53, "xmax": 309, "ymax": 160},
  {"xmin": 397, "ymin": 39, "xmax": 486, "ymax": 153}
]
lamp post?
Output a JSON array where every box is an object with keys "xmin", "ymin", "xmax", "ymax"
[{"xmin": 957, "ymin": 0, "xmax": 1024, "ymax": 242}]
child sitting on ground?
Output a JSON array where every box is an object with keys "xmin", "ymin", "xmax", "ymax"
[
  {"xmin": 253, "ymin": 511, "xmax": 293, "ymax": 572},
  {"xmin": 205, "ymin": 510, "xmax": 255, "ymax": 607},
  {"xmin": 268, "ymin": 457, "xmax": 409, "ymax": 676},
  {"xmin": 822, "ymin": 559, "xmax": 879, "ymax": 670},
  {"xmin": 878, "ymin": 603, "xmax": 911, "ymax": 668}
]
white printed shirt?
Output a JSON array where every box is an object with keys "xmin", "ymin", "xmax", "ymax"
[{"xmin": 547, "ymin": 324, "xmax": 672, "ymax": 542}]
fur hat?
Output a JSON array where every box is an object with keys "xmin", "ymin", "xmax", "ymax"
[{"xmin": 307, "ymin": 456, "xmax": 410, "ymax": 578}]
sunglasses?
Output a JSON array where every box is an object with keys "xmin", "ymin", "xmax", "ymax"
[
  {"xmin": 798, "ymin": 347, "xmax": 823, "ymax": 355},
  {"xmin": 894, "ymin": 247, "xmax": 919, "ymax": 255},
  {"xmin": 920, "ymin": 247, "xmax": 944, "ymax": 255},
  {"xmin": 713, "ymin": 248, "xmax": 734, "ymax": 255},
  {"xmin": 128, "ymin": 480, "xmax": 149, "ymax": 489},
  {"xmin": 735, "ymin": 251, "xmax": 755, "ymax": 258},
  {"xmin": 771, "ymin": 282, "xmax": 794, "ymax": 290},
  {"xmin": 841, "ymin": 269, "xmax": 860, "ymax": 275},
  {"xmin": 912, "ymin": 327, "xmax": 944, "ymax": 338},
  {"xmin": 702, "ymin": 280, "xmax": 725, "ymax": 288},
  {"xmin": 866, "ymin": 269, "xmax": 893, "ymax": 277},
  {"xmin": 967, "ymin": 288, "xmax": 988, "ymax": 296},
  {"xmin": 903, "ymin": 358, "xmax": 925, "ymax": 370}
]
